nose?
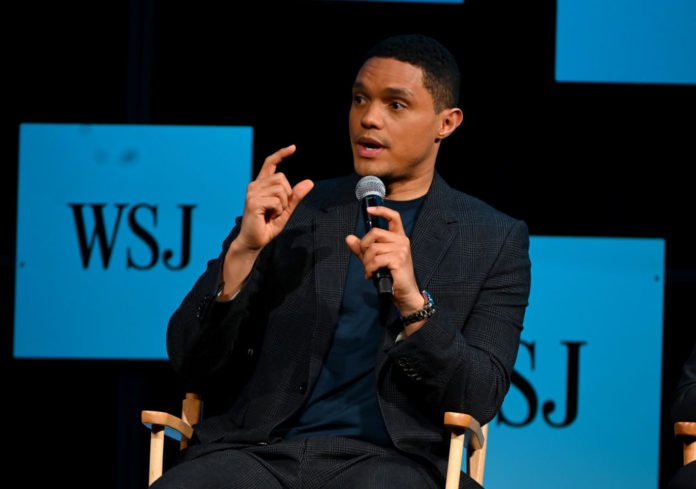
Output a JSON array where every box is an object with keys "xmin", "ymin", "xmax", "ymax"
[{"xmin": 359, "ymin": 102, "xmax": 383, "ymax": 129}]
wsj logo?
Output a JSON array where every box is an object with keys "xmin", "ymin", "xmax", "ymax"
[
  {"xmin": 499, "ymin": 340, "xmax": 586, "ymax": 428},
  {"xmin": 69, "ymin": 203, "xmax": 196, "ymax": 270}
]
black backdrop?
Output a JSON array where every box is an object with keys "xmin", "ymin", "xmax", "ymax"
[{"xmin": 3, "ymin": 0, "xmax": 695, "ymax": 487}]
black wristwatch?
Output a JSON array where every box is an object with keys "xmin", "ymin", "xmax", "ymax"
[{"xmin": 401, "ymin": 290, "xmax": 436, "ymax": 326}]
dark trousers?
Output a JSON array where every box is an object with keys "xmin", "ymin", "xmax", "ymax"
[{"xmin": 151, "ymin": 436, "xmax": 443, "ymax": 489}]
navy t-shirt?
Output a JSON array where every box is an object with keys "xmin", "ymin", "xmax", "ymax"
[{"xmin": 279, "ymin": 195, "xmax": 425, "ymax": 446}]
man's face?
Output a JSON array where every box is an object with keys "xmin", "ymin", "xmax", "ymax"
[{"xmin": 349, "ymin": 57, "xmax": 443, "ymax": 185}]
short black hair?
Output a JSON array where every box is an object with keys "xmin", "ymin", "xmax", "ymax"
[{"xmin": 361, "ymin": 34, "xmax": 460, "ymax": 112}]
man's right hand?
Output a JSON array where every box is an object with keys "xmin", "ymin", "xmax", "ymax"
[
  {"xmin": 235, "ymin": 144, "xmax": 314, "ymax": 252},
  {"xmin": 218, "ymin": 145, "xmax": 313, "ymax": 300}
]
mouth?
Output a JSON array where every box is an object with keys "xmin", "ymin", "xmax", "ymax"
[{"xmin": 356, "ymin": 136, "xmax": 386, "ymax": 158}]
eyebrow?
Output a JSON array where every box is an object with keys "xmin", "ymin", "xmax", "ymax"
[{"xmin": 352, "ymin": 82, "xmax": 415, "ymax": 99}]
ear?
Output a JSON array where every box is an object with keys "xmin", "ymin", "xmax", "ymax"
[{"xmin": 435, "ymin": 108, "xmax": 463, "ymax": 142}]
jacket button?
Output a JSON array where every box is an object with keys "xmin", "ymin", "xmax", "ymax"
[
  {"xmin": 196, "ymin": 295, "xmax": 211, "ymax": 319},
  {"xmin": 298, "ymin": 383, "xmax": 307, "ymax": 393}
]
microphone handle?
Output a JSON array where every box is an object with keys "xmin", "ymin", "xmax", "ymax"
[{"xmin": 361, "ymin": 194, "xmax": 394, "ymax": 296}]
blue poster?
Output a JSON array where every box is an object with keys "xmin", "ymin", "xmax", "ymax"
[
  {"xmin": 486, "ymin": 236, "xmax": 664, "ymax": 489},
  {"xmin": 556, "ymin": 0, "xmax": 696, "ymax": 84},
  {"xmin": 15, "ymin": 123, "xmax": 253, "ymax": 359}
]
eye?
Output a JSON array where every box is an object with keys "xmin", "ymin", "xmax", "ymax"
[
  {"xmin": 390, "ymin": 101, "xmax": 406, "ymax": 110},
  {"xmin": 353, "ymin": 94, "xmax": 366, "ymax": 105}
]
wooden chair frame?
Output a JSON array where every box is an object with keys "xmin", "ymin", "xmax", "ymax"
[
  {"xmin": 674, "ymin": 421, "xmax": 696, "ymax": 466},
  {"xmin": 142, "ymin": 394, "xmax": 488, "ymax": 487},
  {"xmin": 142, "ymin": 393, "xmax": 201, "ymax": 485}
]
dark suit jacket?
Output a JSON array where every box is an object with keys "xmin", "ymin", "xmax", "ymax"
[
  {"xmin": 667, "ymin": 342, "xmax": 696, "ymax": 489},
  {"xmin": 167, "ymin": 172, "xmax": 531, "ymax": 487},
  {"xmin": 672, "ymin": 342, "xmax": 696, "ymax": 422}
]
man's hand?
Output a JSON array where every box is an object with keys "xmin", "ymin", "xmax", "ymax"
[
  {"xmin": 235, "ymin": 145, "xmax": 314, "ymax": 253},
  {"xmin": 345, "ymin": 206, "xmax": 426, "ymax": 331},
  {"xmin": 219, "ymin": 145, "xmax": 313, "ymax": 300}
]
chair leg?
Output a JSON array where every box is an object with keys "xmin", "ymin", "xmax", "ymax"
[
  {"xmin": 149, "ymin": 425, "xmax": 165, "ymax": 486},
  {"xmin": 468, "ymin": 424, "xmax": 488, "ymax": 486},
  {"xmin": 446, "ymin": 432, "xmax": 465, "ymax": 489}
]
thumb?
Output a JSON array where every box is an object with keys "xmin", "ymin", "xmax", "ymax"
[
  {"xmin": 345, "ymin": 234, "xmax": 362, "ymax": 258},
  {"xmin": 287, "ymin": 179, "xmax": 314, "ymax": 214}
]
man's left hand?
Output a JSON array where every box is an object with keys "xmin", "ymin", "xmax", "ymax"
[{"xmin": 346, "ymin": 205, "xmax": 426, "ymax": 321}]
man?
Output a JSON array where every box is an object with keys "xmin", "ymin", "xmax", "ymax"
[
  {"xmin": 667, "ymin": 342, "xmax": 696, "ymax": 489},
  {"xmin": 159, "ymin": 34, "xmax": 531, "ymax": 488}
]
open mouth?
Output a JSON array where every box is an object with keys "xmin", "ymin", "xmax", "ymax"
[{"xmin": 357, "ymin": 137, "xmax": 385, "ymax": 157}]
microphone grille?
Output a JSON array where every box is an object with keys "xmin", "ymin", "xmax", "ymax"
[{"xmin": 355, "ymin": 176, "xmax": 386, "ymax": 201}]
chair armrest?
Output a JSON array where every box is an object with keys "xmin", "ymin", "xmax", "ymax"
[
  {"xmin": 142, "ymin": 410, "xmax": 194, "ymax": 441},
  {"xmin": 675, "ymin": 421, "xmax": 696, "ymax": 465},
  {"xmin": 444, "ymin": 412, "xmax": 485, "ymax": 449},
  {"xmin": 675, "ymin": 421, "xmax": 696, "ymax": 437},
  {"xmin": 444, "ymin": 412, "xmax": 487, "ymax": 489},
  {"xmin": 142, "ymin": 411, "xmax": 194, "ymax": 485}
]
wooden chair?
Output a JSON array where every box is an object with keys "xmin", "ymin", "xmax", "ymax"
[
  {"xmin": 674, "ymin": 421, "xmax": 696, "ymax": 466},
  {"xmin": 142, "ymin": 393, "xmax": 201, "ymax": 486},
  {"xmin": 444, "ymin": 412, "xmax": 489, "ymax": 489},
  {"xmin": 142, "ymin": 395, "xmax": 488, "ymax": 488}
]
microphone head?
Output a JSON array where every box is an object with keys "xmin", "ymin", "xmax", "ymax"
[{"xmin": 355, "ymin": 175, "xmax": 386, "ymax": 201}]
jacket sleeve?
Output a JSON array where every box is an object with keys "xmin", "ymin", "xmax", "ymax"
[
  {"xmin": 671, "ymin": 342, "xmax": 696, "ymax": 422},
  {"xmin": 386, "ymin": 219, "xmax": 531, "ymax": 424},
  {"xmin": 166, "ymin": 217, "xmax": 268, "ymax": 386}
]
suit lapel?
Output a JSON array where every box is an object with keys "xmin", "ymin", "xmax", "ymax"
[
  {"xmin": 313, "ymin": 201, "xmax": 357, "ymax": 320},
  {"xmin": 378, "ymin": 173, "xmax": 458, "ymax": 345},
  {"xmin": 410, "ymin": 173, "xmax": 457, "ymax": 290},
  {"xmin": 310, "ymin": 181, "xmax": 359, "ymax": 380}
]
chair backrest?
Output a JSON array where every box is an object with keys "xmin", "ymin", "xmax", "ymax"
[{"xmin": 180, "ymin": 392, "xmax": 202, "ymax": 450}]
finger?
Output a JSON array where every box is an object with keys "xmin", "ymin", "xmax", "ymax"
[
  {"xmin": 362, "ymin": 242, "xmax": 407, "ymax": 274},
  {"xmin": 367, "ymin": 205, "xmax": 406, "ymax": 235},
  {"xmin": 262, "ymin": 180, "xmax": 292, "ymax": 210},
  {"xmin": 363, "ymin": 254, "xmax": 395, "ymax": 279},
  {"xmin": 254, "ymin": 197, "xmax": 285, "ymax": 220},
  {"xmin": 345, "ymin": 235, "xmax": 363, "ymax": 258},
  {"xmin": 287, "ymin": 179, "xmax": 315, "ymax": 214},
  {"xmin": 257, "ymin": 144, "xmax": 297, "ymax": 179},
  {"xmin": 251, "ymin": 171, "xmax": 293, "ymax": 196},
  {"xmin": 359, "ymin": 227, "xmax": 397, "ymax": 250},
  {"xmin": 265, "ymin": 179, "xmax": 314, "ymax": 231},
  {"xmin": 361, "ymin": 242, "xmax": 393, "ymax": 264},
  {"xmin": 247, "ymin": 177, "xmax": 293, "ymax": 214}
]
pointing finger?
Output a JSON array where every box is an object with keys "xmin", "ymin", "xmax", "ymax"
[{"xmin": 257, "ymin": 144, "xmax": 297, "ymax": 179}]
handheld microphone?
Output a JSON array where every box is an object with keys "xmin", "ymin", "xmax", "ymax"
[{"xmin": 355, "ymin": 176, "xmax": 393, "ymax": 296}]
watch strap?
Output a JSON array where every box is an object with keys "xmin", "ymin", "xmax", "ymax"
[{"xmin": 401, "ymin": 290, "xmax": 436, "ymax": 326}]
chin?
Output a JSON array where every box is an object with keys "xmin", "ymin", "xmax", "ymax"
[{"xmin": 353, "ymin": 159, "xmax": 390, "ymax": 180}]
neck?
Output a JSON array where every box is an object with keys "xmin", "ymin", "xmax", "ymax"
[{"xmin": 385, "ymin": 169, "xmax": 434, "ymax": 201}]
